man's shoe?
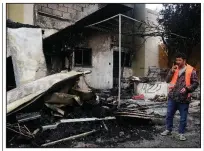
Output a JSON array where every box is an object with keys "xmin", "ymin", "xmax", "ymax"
[
  {"xmin": 161, "ymin": 130, "xmax": 171, "ymax": 136},
  {"xmin": 179, "ymin": 134, "xmax": 187, "ymax": 141}
]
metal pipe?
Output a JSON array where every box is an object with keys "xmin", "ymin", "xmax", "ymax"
[
  {"xmin": 86, "ymin": 14, "xmax": 119, "ymax": 27},
  {"xmin": 41, "ymin": 129, "xmax": 98, "ymax": 147},
  {"xmin": 117, "ymin": 14, "xmax": 121, "ymax": 109}
]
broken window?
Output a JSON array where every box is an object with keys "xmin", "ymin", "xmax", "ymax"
[
  {"xmin": 121, "ymin": 51, "xmax": 131, "ymax": 67},
  {"xmin": 114, "ymin": 51, "xmax": 131, "ymax": 68},
  {"xmin": 74, "ymin": 48, "xmax": 92, "ymax": 67}
]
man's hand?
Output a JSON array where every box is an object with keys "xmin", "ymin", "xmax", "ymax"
[
  {"xmin": 171, "ymin": 63, "xmax": 178, "ymax": 72},
  {"xmin": 180, "ymin": 88, "xmax": 186, "ymax": 93}
]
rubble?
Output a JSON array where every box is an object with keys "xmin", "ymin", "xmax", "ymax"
[
  {"xmin": 71, "ymin": 89, "xmax": 96, "ymax": 103},
  {"xmin": 126, "ymin": 104, "xmax": 138, "ymax": 108},
  {"xmin": 7, "ymin": 75, "xmax": 166, "ymax": 148},
  {"xmin": 7, "ymin": 70, "xmax": 91, "ymax": 114},
  {"xmin": 45, "ymin": 103, "xmax": 65, "ymax": 116},
  {"xmin": 189, "ymin": 101, "xmax": 200, "ymax": 108},
  {"xmin": 119, "ymin": 131, "xmax": 125, "ymax": 137},
  {"xmin": 16, "ymin": 112, "xmax": 41, "ymax": 123},
  {"xmin": 101, "ymin": 121, "xmax": 108, "ymax": 131},
  {"xmin": 41, "ymin": 129, "xmax": 98, "ymax": 147},
  {"xmin": 45, "ymin": 93, "xmax": 82, "ymax": 106},
  {"xmin": 132, "ymin": 94, "xmax": 145, "ymax": 100},
  {"xmin": 6, "ymin": 37, "xmax": 199, "ymax": 148},
  {"xmin": 7, "ymin": 69, "xmax": 108, "ymax": 147},
  {"xmin": 149, "ymin": 94, "xmax": 167, "ymax": 102},
  {"xmin": 191, "ymin": 87, "xmax": 201, "ymax": 100},
  {"xmin": 7, "ymin": 123, "xmax": 34, "ymax": 139},
  {"xmin": 41, "ymin": 117, "xmax": 116, "ymax": 131},
  {"xmin": 74, "ymin": 142, "xmax": 99, "ymax": 148}
]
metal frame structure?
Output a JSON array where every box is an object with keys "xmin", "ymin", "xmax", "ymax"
[{"xmin": 86, "ymin": 14, "xmax": 152, "ymax": 108}]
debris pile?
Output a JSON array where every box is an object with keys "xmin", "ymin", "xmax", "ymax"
[
  {"xmin": 7, "ymin": 69, "xmax": 166, "ymax": 148},
  {"xmin": 6, "ymin": 18, "xmax": 200, "ymax": 148},
  {"xmin": 114, "ymin": 108, "xmax": 154, "ymax": 120},
  {"xmin": 149, "ymin": 94, "xmax": 167, "ymax": 102},
  {"xmin": 7, "ymin": 70, "xmax": 116, "ymax": 147},
  {"xmin": 132, "ymin": 94, "xmax": 145, "ymax": 100}
]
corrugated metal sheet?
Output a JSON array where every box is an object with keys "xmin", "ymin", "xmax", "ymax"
[{"xmin": 7, "ymin": 70, "xmax": 91, "ymax": 114}]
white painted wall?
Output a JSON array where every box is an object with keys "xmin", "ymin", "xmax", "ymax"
[
  {"xmin": 7, "ymin": 28, "xmax": 47, "ymax": 87},
  {"xmin": 42, "ymin": 28, "xmax": 58, "ymax": 39},
  {"xmin": 144, "ymin": 8, "xmax": 161, "ymax": 75},
  {"xmin": 123, "ymin": 68, "xmax": 133, "ymax": 78},
  {"xmin": 71, "ymin": 6, "xmax": 161, "ymax": 90},
  {"xmin": 73, "ymin": 32, "xmax": 113, "ymax": 89},
  {"xmin": 137, "ymin": 82, "xmax": 168, "ymax": 99},
  {"xmin": 145, "ymin": 37, "xmax": 160, "ymax": 74},
  {"xmin": 24, "ymin": 4, "xmax": 34, "ymax": 25},
  {"xmin": 132, "ymin": 4, "xmax": 146, "ymax": 77}
]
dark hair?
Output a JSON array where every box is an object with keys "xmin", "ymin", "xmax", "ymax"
[{"xmin": 175, "ymin": 52, "xmax": 187, "ymax": 60}]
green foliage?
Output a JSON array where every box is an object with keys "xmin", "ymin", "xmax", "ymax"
[{"xmin": 158, "ymin": 4, "xmax": 201, "ymax": 65}]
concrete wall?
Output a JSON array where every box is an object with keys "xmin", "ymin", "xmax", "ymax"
[
  {"xmin": 42, "ymin": 28, "xmax": 58, "ymax": 39},
  {"xmin": 24, "ymin": 4, "xmax": 34, "ymax": 25},
  {"xmin": 132, "ymin": 4, "xmax": 146, "ymax": 77},
  {"xmin": 34, "ymin": 4, "xmax": 105, "ymax": 40},
  {"xmin": 73, "ymin": 32, "xmax": 113, "ymax": 89},
  {"xmin": 34, "ymin": 4, "xmax": 105, "ymax": 30},
  {"xmin": 128, "ymin": 6, "xmax": 161, "ymax": 77},
  {"xmin": 7, "ymin": 4, "xmax": 24, "ymax": 23},
  {"xmin": 7, "ymin": 4, "xmax": 34, "ymax": 25},
  {"xmin": 75, "ymin": 38, "xmax": 133, "ymax": 90},
  {"xmin": 137, "ymin": 82, "xmax": 168, "ymax": 99},
  {"xmin": 144, "ymin": 9, "xmax": 161, "ymax": 75},
  {"xmin": 7, "ymin": 4, "xmax": 161, "ymax": 89},
  {"xmin": 73, "ymin": 5, "xmax": 162, "ymax": 90}
]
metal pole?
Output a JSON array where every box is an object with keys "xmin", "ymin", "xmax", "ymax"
[
  {"xmin": 121, "ymin": 14, "xmax": 144, "ymax": 24},
  {"xmin": 86, "ymin": 14, "xmax": 119, "ymax": 27},
  {"xmin": 117, "ymin": 14, "xmax": 121, "ymax": 108}
]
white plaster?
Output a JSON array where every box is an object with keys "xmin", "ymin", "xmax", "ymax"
[
  {"xmin": 42, "ymin": 28, "xmax": 58, "ymax": 39},
  {"xmin": 7, "ymin": 28, "xmax": 47, "ymax": 87},
  {"xmin": 24, "ymin": 4, "xmax": 34, "ymax": 25},
  {"xmin": 144, "ymin": 8, "xmax": 161, "ymax": 75},
  {"xmin": 137, "ymin": 82, "xmax": 168, "ymax": 99},
  {"xmin": 73, "ymin": 33, "xmax": 113, "ymax": 89}
]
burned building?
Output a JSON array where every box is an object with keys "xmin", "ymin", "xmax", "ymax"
[
  {"xmin": 6, "ymin": 4, "xmax": 201, "ymax": 148},
  {"xmin": 7, "ymin": 4, "xmax": 162, "ymax": 90}
]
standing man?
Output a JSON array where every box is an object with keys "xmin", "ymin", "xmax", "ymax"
[{"xmin": 161, "ymin": 53, "xmax": 199, "ymax": 141}]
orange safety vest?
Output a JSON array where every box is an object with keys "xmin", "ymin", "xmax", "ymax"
[{"xmin": 169, "ymin": 64, "xmax": 194, "ymax": 97}]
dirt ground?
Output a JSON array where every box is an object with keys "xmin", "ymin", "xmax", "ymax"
[
  {"xmin": 69, "ymin": 112, "xmax": 201, "ymax": 148},
  {"xmin": 7, "ymin": 101, "xmax": 201, "ymax": 148},
  {"xmin": 9, "ymin": 113, "xmax": 199, "ymax": 148},
  {"xmin": 72, "ymin": 112, "xmax": 200, "ymax": 148}
]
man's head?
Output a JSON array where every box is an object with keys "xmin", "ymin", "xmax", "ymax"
[{"xmin": 175, "ymin": 52, "xmax": 187, "ymax": 68}]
